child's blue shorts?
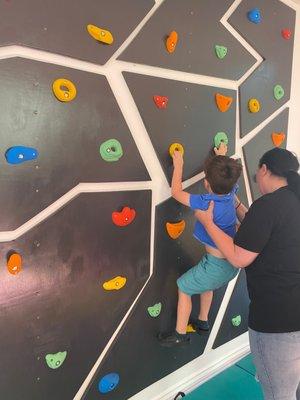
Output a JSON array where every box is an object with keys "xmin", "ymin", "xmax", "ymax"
[{"xmin": 177, "ymin": 253, "xmax": 238, "ymax": 296}]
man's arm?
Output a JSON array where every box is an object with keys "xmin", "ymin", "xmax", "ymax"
[{"xmin": 171, "ymin": 151, "xmax": 190, "ymax": 207}]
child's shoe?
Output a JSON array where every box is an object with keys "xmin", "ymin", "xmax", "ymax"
[
  {"xmin": 189, "ymin": 317, "xmax": 210, "ymax": 333},
  {"xmin": 157, "ymin": 330, "xmax": 190, "ymax": 347}
]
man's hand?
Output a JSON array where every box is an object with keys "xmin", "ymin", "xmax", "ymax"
[
  {"xmin": 214, "ymin": 142, "xmax": 228, "ymax": 156},
  {"xmin": 172, "ymin": 150, "xmax": 184, "ymax": 169},
  {"xmin": 194, "ymin": 201, "xmax": 214, "ymax": 227}
]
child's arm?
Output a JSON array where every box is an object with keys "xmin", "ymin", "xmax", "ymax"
[
  {"xmin": 235, "ymin": 195, "xmax": 248, "ymax": 223},
  {"xmin": 171, "ymin": 151, "xmax": 190, "ymax": 206}
]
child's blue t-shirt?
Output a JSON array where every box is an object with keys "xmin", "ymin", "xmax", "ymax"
[{"xmin": 189, "ymin": 185, "xmax": 238, "ymax": 249}]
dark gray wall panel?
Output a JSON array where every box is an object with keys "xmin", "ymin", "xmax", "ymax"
[
  {"xmin": 229, "ymin": 0, "xmax": 295, "ymax": 137},
  {"xmin": 0, "ymin": 0, "xmax": 154, "ymax": 64},
  {"xmin": 0, "ymin": 58, "xmax": 149, "ymax": 231},
  {"xmin": 0, "ymin": 191, "xmax": 151, "ymax": 400},
  {"xmin": 124, "ymin": 72, "xmax": 237, "ymax": 185},
  {"xmin": 84, "ymin": 173, "xmax": 248, "ymax": 399},
  {"xmin": 243, "ymin": 109, "xmax": 289, "ymax": 201},
  {"xmin": 119, "ymin": 0, "xmax": 256, "ymax": 80}
]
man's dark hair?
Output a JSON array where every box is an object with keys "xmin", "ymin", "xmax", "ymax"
[{"xmin": 204, "ymin": 156, "xmax": 242, "ymax": 194}]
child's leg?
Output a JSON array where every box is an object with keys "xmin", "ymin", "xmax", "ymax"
[
  {"xmin": 199, "ymin": 290, "xmax": 213, "ymax": 321},
  {"xmin": 176, "ymin": 289, "xmax": 192, "ymax": 334}
]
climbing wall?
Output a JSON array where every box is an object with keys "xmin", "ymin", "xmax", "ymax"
[{"xmin": 0, "ymin": 0, "xmax": 296, "ymax": 400}]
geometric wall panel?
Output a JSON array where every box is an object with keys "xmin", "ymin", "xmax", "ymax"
[
  {"xmin": 0, "ymin": 191, "xmax": 151, "ymax": 400},
  {"xmin": 0, "ymin": 0, "xmax": 155, "ymax": 64},
  {"xmin": 0, "ymin": 58, "xmax": 149, "ymax": 231},
  {"xmin": 229, "ymin": 0, "xmax": 295, "ymax": 137},
  {"xmin": 119, "ymin": 0, "xmax": 256, "ymax": 80},
  {"xmin": 124, "ymin": 72, "xmax": 237, "ymax": 185},
  {"xmin": 243, "ymin": 108, "xmax": 289, "ymax": 201}
]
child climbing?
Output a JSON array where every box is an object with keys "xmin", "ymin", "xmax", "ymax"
[{"xmin": 158, "ymin": 143, "xmax": 242, "ymax": 346}]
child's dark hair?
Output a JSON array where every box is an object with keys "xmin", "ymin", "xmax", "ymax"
[
  {"xmin": 259, "ymin": 148, "xmax": 300, "ymax": 200},
  {"xmin": 204, "ymin": 156, "xmax": 242, "ymax": 194}
]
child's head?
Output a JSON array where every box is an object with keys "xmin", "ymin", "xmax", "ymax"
[{"xmin": 204, "ymin": 156, "xmax": 242, "ymax": 194}]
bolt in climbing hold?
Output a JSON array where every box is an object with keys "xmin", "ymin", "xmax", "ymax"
[
  {"xmin": 231, "ymin": 315, "xmax": 242, "ymax": 327},
  {"xmin": 98, "ymin": 373, "xmax": 120, "ymax": 394},
  {"xmin": 214, "ymin": 132, "xmax": 228, "ymax": 149},
  {"xmin": 7, "ymin": 252, "xmax": 22, "ymax": 275},
  {"xmin": 247, "ymin": 8, "xmax": 262, "ymax": 24},
  {"xmin": 274, "ymin": 84, "xmax": 285, "ymax": 101},
  {"xmin": 281, "ymin": 29, "xmax": 292, "ymax": 40},
  {"xmin": 99, "ymin": 139, "xmax": 123, "ymax": 162},
  {"xmin": 153, "ymin": 95, "xmax": 169, "ymax": 109},
  {"xmin": 103, "ymin": 276, "xmax": 127, "ymax": 291},
  {"xmin": 147, "ymin": 303, "xmax": 162, "ymax": 318},
  {"xmin": 5, "ymin": 146, "xmax": 38, "ymax": 165},
  {"xmin": 52, "ymin": 78, "xmax": 77, "ymax": 102},
  {"xmin": 166, "ymin": 220, "xmax": 186, "ymax": 240},
  {"xmin": 166, "ymin": 31, "xmax": 178, "ymax": 53},
  {"xmin": 271, "ymin": 132, "xmax": 286, "ymax": 147},
  {"xmin": 215, "ymin": 45, "xmax": 227, "ymax": 59},
  {"xmin": 169, "ymin": 143, "xmax": 184, "ymax": 157},
  {"xmin": 87, "ymin": 24, "xmax": 114, "ymax": 44},
  {"xmin": 215, "ymin": 93, "xmax": 233, "ymax": 112},
  {"xmin": 112, "ymin": 206, "xmax": 136, "ymax": 227},
  {"xmin": 248, "ymin": 98, "xmax": 260, "ymax": 113},
  {"xmin": 45, "ymin": 351, "xmax": 67, "ymax": 369}
]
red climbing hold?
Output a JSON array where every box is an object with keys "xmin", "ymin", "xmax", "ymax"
[
  {"xmin": 112, "ymin": 207, "xmax": 136, "ymax": 227},
  {"xmin": 153, "ymin": 95, "xmax": 168, "ymax": 109},
  {"xmin": 281, "ymin": 29, "xmax": 292, "ymax": 40}
]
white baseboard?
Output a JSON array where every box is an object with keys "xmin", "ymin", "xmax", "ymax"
[{"xmin": 129, "ymin": 332, "xmax": 250, "ymax": 400}]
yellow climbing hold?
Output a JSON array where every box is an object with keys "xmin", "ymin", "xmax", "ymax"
[
  {"xmin": 169, "ymin": 143, "xmax": 184, "ymax": 157},
  {"xmin": 248, "ymin": 98, "xmax": 260, "ymax": 113},
  {"xmin": 52, "ymin": 78, "xmax": 77, "ymax": 102},
  {"xmin": 186, "ymin": 324, "xmax": 196, "ymax": 333},
  {"xmin": 166, "ymin": 220, "xmax": 186, "ymax": 240},
  {"xmin": 87, "ymin": 24, "xmax": 114, "ymax": 44},
  {"xmin": 103, "ymin": 276, "xmax": 126, "ymax": 291}
]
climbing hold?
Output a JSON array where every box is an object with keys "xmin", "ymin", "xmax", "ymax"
[
  {"xmin": 248, "ymin": 98, "xmax": 260, "ymax": 113},
  {"xmin": 281, "ymin": 28, "xmax": 292, "ymax": 40},
  {"xmin": 5, "ymin": 146, "xmax": 38, "ymax": 165},
  {"xmin": 215, "ymin": 45, "xmax": 227, "ymax": 59},
  {"xmin": 52, "ymin": 78, "xmax": 77, "ymax": 102},
  {"xmin": 166, "ymin": 31, "xmax": 178, "ymax": 53},
  {"xmin": 166, "ymin": 220, "xmax": 186, "ymax": 239},
  {"xmin": 153, "ymin": 95, "xmax": 169, "ymax": 109},
  {"xmin": 271, "ymin": 132, "xmax": 286, "ymax": 147},
  {"xmin": 98, "ymin": 373, "xmax": 120, "ymax": 394},
  {"xmin": 231, "ymin": 315, "xmax": 242, "ymax": 327},
  {"xmin": 147, "ymin": 303, "xmax": 162, "ymax": 318},
  {"xmin": 99, "ymin": 139, "xmax": 123, "ymax": 162},
  {"xmin": 103, "ymin": 276, "xmax": 127, "ymax": 291},
  {"xmin": 215, "ymin": 93, "xmax": 233, "ymax": 112},
  {"xmin": 274, "ymin": 84, "xmax": 285, "ymax": 101},
  {"xmin": 7, "ymin": 252, "xmax": 22, "ymax": 275},
  {"xmin": 112, "ymin": 206, "xmax": 136, "ymax": 227},
  {"xmin": 214, "ymin": 132, "xmax": 228, "ymax": 149},
  {"xmin": 169, "ymin": 143, "xmax": 184, "ymax": 157},
  {"xmin": 87, "ymin": 24, "xmax": 114, "ymax": 44},
  {"xmin": 45, "ymin": 351, "xmax": 67, "ymax": 369},
  {"xmin": 247, "ymin": 8, "xmax": 262, "ymax": 24},
  {"xmin": 186, "ymin": 324, "xmax": 196, "ymax": 333}
]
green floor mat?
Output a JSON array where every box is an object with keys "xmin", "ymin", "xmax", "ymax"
[{"xmin": 236, "ymin": 354, "xmax": 257, "ymax": 376}]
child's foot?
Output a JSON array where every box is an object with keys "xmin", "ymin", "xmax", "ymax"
[
  {"xmin": 157, "ymin": 330, "xmax": 190, "ymax": 347},
  {"xmin": 189, "ymin": 317, "xmax": 210, "ymax": 332}
]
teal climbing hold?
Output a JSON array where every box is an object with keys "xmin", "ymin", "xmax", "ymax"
[
  {"xmin": 45, "ymin": 351, "xmax": 67, "ymax": 369},
  {"xmin": 274, "ymin": 84, "xmax": 285, "ymax": 101},
  {"xmin": 99, "ymin": 139, "xmax": 123, "ymax": 162},
  {"xmin": 214, "ymin": 132, "xmax": 228, "ymax": 149},
  {"xmin": 231, "ymin": 315, "xmax": 242, "ymax": 327},
  {"xmin": 5, "ymin": 146, "xmax": 38, "ymax": 165},
  {"xmin": 147, "ymin": 302, "xmax": 162, "ymax": 318},
  {"xmin": 215, "ymin": 45, "xmax": 227, "ymax": 59}
]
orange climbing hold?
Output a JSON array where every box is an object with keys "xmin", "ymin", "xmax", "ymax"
[
  {"xmin": 215, "ymin": 93, "xmax": 233, "ymax": 112},
  {"xmin": 7, "ymin": 252, "xmax": 22, "ymax": 275},
  {"xmin": 272, "ymin": 132, "xmax": 286, "ymax": 147},
  {"xmin": 166, "ymin": 31, "xmax": 178, "ymax": 53},
  {"xmin": 166, "ymin": 220, "xmax": 186, "ymax": 239}
]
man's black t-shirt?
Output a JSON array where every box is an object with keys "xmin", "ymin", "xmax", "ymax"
[{"xmin": 234, "ymin": 186, "xmax": 300, "ymax": 333}]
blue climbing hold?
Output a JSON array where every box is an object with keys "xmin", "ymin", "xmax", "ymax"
[
  {"xmin": 98, "ymin": 373, "xmax": 120, "ymax": 394},
  {"xmin": 5, "ymin": 146, "xmax": 38, "ymax": 165},
  {"xmin": 247, "ymin": 8, "xmax": 262, "ymax": 24}
]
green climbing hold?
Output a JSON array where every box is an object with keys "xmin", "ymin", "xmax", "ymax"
[
  {"xmin": 45, "ymin": 351, "xmax": 67, "ymax": 369},
  {"xmin": 274, "ymin": 85, "xmax": 285, "ymax": 101},
  {"xmin": 147, "ymin": 302, "xmax": 162, "ymax": 318},
  {"xmin": 100, "ymin": 139, "xmax": 123, "ymax": 162},
  {"xmin": 231, "ymin": 315, "xmax": 242, "ymax": 327},
  {"xmin": 214, "ymin": 132, "xmax": 229, "ymax": 149},
  {"xmin": 215, "ymin": 45, "xmax": 228, "ymax": 59}
]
